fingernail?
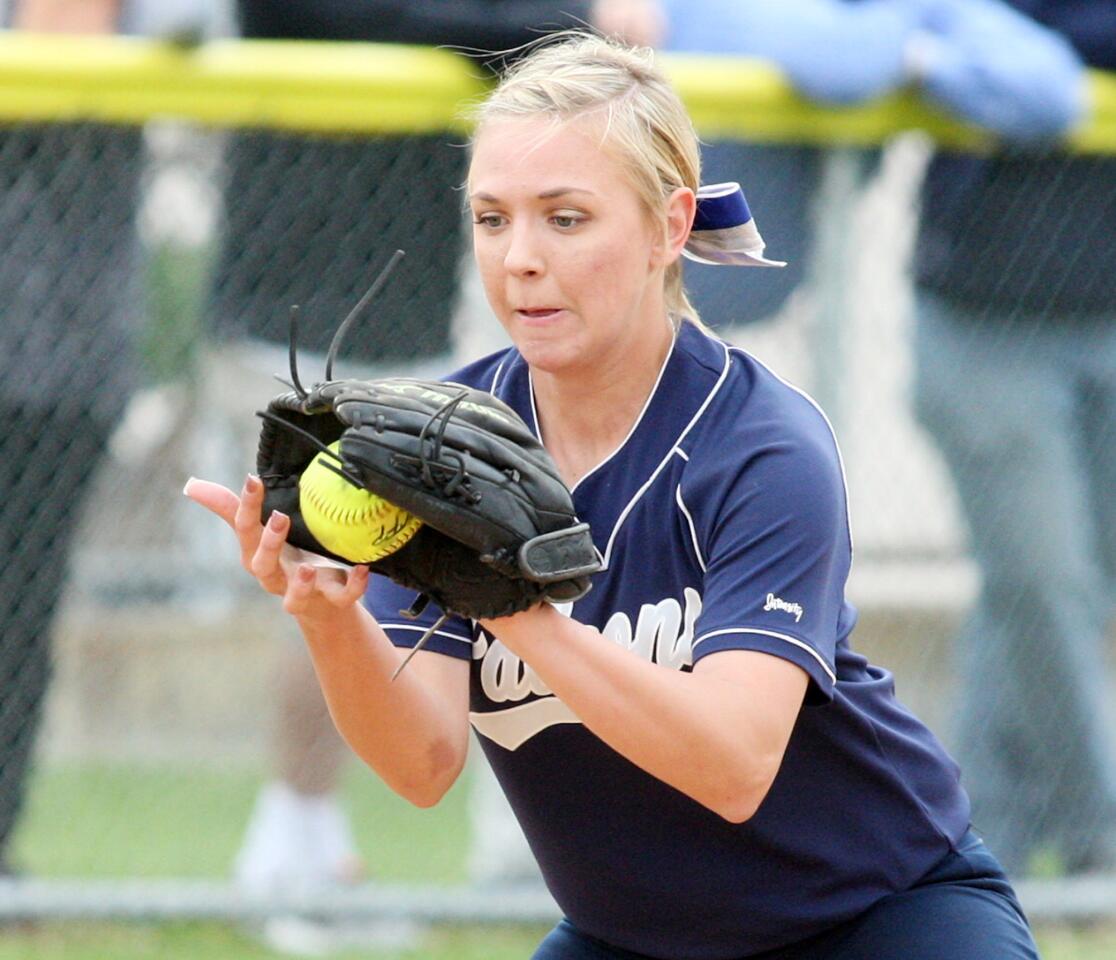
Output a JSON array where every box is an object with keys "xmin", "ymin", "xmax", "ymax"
[
  {"xmin": 244, "ymin": 475, "xmax": 260, "ymax": 495},
  {"xmin": 182, "ymin": 477, "xmax": 197, "ymax": 496},
  {"xmin": 268, "ymin": 511, "xmax": 289, "ymax": 531}
]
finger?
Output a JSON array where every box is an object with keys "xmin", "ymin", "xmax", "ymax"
[
  {"xmin": 320, "ymin": 563, "xmax": 370, "ymax": 608},
  {"xmin": 282, "ymin": 562, "xmax": 319, "ymax": 616},
  {"xmin": 251, "ymin": 509, "xmax": 292, "ymax": 594},
  {"xmin": 284, "ymin": 564, "xmax": 369, "ymax": 617},
  {"xmin": 233, "ymin": 475, "xmax": 266, "ymax": 569},
  {"xmin": 182, "ymin": 477, "xmax": 240, "ymax": 528}
]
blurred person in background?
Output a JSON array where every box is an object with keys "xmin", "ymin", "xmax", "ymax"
[
  {"xmin": 664, "ymin": 0, "xmax": 927, "ymax": 336},
  {"xmin": 210, "ymin": 0, "xmax": 668, "ymax": 902},
  {"xmin": 908, "ymin": 0, "xmax": 1116, "ymax": 878},
  {"xmin": 676, "ymin": 0, "xmax": 1116, "ymax": 879},
  {"xmin": 0, "ymin": 0, "xmax": 213, "ymax": 875}
]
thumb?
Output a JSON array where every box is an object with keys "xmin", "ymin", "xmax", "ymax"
[{"xmin": 183, "ymin": 477, "xmax": 240, "ymax": 528}]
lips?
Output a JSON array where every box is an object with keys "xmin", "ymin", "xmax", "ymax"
[{"xmin": 517, "ymin": 308, "xmax": 561, "ymax": 318}]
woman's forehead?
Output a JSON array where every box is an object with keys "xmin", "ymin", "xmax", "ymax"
[{"xmin": 468, "ymin": 114, "xmax": 630, "ymax": 197}]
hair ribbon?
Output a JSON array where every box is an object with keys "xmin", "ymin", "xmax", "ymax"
[{"xmin": 683, "ymin": 182, "xmax": 786, "ymax": 268}]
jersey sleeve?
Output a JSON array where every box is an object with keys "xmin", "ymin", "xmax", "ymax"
[
  {"xmin": 686, "ymin": 414, "xmax": 850, "ymax": 703},
  {"xmin": 362, "ymin": 574, "xmax": 475, "ymax": 660}
]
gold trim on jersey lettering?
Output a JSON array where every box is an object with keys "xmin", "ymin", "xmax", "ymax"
[{"xmin": 694, "ymin": 627, "xmax": 837, "ymax": 686}]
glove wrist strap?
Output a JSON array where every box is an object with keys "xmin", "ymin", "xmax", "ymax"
[{"xmin": 517, "ymin": 524, "xmax": 601, "ymax": 583}]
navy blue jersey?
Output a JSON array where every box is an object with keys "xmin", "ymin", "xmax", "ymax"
[{"xmin": 365, "ymin": 320, "xmax": 970, "ymax": 959}]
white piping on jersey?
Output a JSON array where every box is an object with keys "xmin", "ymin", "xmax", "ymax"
[
  {"xmin": 485, "ymin": 328, "xmax": 850, "ymax": 575},
  {"xmin": 489, "ymin": 357, "xmax": 509, "ymax": 395},
  {"xmin": 376, "ymin": 621, "xmax": 474, "ymax": 649},
  {"xmin": 525, "ymin": 326, "xmax": 679, "ymax": 492},
  {"xmin": 595, "ymin": 340, "xmax": 733, "ymax": 569},
  {"xmin": 725, "ymin": 343, "xmax": 855, "ymax": 561},
  {"xmin": 675, "ymin": 480, "xmax": 707, "ymax": 573},
  {"xmin": 695, "ymin": 627, "xmax": 837, "ymax": 686}
]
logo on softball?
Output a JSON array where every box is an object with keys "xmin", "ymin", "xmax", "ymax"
[{"xmin": 299, "ymin": 441, "xmax": 423, "ymax": 562}]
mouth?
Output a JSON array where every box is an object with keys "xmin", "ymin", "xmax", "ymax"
[{"xmin": 514, "ymin": 307, "xmax": 565, "ymax": 324}]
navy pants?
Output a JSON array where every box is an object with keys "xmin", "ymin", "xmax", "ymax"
[{"xmin": 532, "ymin": 832, "xmax": 1039, "ymax": 960}]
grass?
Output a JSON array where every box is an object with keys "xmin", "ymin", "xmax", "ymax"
[
  {"xmin": 4, "ymin": 762, "xmax": 1116, "ymax": 958},
  {"xmin": 10, "ymin": 761, "xmax": 469, "ymax": 883},
  {"xmin": 0, "ymin": 922, "xmax": 551, "ymax": 960},
  {"xmin": 1, "ymin": 921, "xmax": 1114, "ymax": 960}
]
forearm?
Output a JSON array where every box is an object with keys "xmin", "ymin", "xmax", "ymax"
[
  {"xmin": 298, "ymin": 603, "xmax": 470, "ymax": 807},
  {"xmin": 482, "ymin": 605, "xmax": 804, "ymax": 822}
]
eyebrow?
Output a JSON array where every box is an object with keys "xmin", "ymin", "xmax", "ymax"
[{"xmin": 469, "ymin": 187, "xmax": 596, "ymax": 202}]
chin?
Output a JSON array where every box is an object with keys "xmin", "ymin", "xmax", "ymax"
[
  {"xmin": 509, "ymin": 327, "xmax": 579, "ymax": 371},
  {"xmin": 514, "ymin": 341, "xmax": 568, "ymax": 372},
  {"xmin": 520, "ymin": 343, "xmax": 594, "ymax": 378}
]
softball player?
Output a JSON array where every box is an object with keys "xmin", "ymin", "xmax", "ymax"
[{"xmin": 187, "ymin": 32, "xmax": 1040, "ymax": 959}]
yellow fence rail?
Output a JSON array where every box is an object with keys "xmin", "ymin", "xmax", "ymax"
[{"xmin": 0, "ymin": 31, "xmax": 1114, "ymax": 153}]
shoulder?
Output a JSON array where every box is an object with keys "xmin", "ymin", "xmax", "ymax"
[
  {"xmin": 674, "ymin": 328, "xmax": 850, "ymax": 536},
  {"xmin": 679, "ymin": 328, "xmax": 844, "ymax": 480}
]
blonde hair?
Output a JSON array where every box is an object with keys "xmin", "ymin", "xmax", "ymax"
[{"xmin": 468, "ymin": 32, "xmax": 702, "ymax": 326}]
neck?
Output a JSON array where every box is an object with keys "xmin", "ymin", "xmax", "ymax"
[{"xmin": 532, "ymin": 317, "xmax": 677, "ymax": 487}]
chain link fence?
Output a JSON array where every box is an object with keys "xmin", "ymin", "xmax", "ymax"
[{"xmin": 1, "ymin": 64, "xmax": 1114, "ymax": 924}]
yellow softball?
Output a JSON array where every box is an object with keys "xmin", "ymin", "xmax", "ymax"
[{"xmin": 299, "ymin": 441, "xmax": 422, "ymax": 563}]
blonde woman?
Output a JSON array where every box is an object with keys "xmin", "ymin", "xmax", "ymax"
[{"xmin": 187, "ymin": 33, "xmax": 1039, "ymax": 959}]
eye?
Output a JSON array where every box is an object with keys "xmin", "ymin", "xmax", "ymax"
[
  {"xmin": 550, "ymin": 213, "xmax": 583, "ymax": 229},
  {"xmin": 472, "ymin": 212, "xmax": 506, "ymax": 229}
]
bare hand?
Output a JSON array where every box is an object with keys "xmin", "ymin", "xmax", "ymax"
[
  {"xmin": 589, "ymin": 0, "xmax": 668, "ymax": 48},
  {"xmin": 183, "ymin": 475, "xmax": 369, "ymax": 621}
]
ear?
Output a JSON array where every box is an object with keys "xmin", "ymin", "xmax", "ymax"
[{"xmin": 656, "ymin": 187, "xmax": 697, "ymax": 267}]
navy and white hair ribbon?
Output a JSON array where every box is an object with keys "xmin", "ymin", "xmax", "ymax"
[{"xmin": 682, "ymin": 182, "xmax": 786, "ymax": 268}]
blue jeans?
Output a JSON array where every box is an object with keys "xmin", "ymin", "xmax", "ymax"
[
  {"xmin": 913, "ymin": 292, "xmax": 1116, "ymax": 875},
  {"xmin": 533, "ymin": 831, "xmax": 1037, "ymax": 959}
]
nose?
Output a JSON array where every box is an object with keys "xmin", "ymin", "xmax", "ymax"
[{"xmin": 503, "ymin": 222, "xmax": 544, "ymax": 277}]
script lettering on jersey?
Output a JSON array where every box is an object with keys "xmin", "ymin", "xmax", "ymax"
[
  {"xmin": 470, "ymin": 588, "xmax": 702, "ymax": 750},
  {"xmin": 763, "ymin": 593, "xmax": 804, "ymax": 622}
]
